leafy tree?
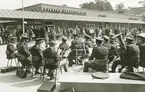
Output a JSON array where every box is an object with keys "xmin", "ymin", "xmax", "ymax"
[
  {"xmin": 80, "ymin": 0, "xmax": 113, "ymax": 11},
  {"xmin": 139, "ymin": 0, "xmax": 145, "ymax": 7},
  {"xmin": 115, "ymin": 2, "xmax": 125, "ymax": 10}
]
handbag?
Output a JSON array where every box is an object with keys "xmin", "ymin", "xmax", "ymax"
[{"xmin": 16, "ymin": 68, "xmax": 27, "ymax": 78}]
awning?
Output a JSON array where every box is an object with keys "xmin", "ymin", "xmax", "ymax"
[{"xmin": 0, "ymin": 9, "xmax": 144, "ymax": 24}]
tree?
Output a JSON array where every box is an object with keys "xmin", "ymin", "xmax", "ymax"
[
  {"xmin": 115, "ymin": 2, "xmax": 125, "ymax": 10},
  {"xmin": 80, "ymin": 0, "xmax": 113, "ymax": 11},
  {"xmin": 139, "ymin": 0, "xmax": 145, "ymax": 7}
]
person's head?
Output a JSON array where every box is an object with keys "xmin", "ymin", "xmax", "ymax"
[
  {"xmin": 49, "ymin": 41, "xmax": 56, "ymax": 48},
  {"xmin": 21, "ymin": 35, "xmax": 29, "ymax": 44},
  {"xmin": 73, "ymin": 34, "xmax": 78, "ymax": 39},
  {"xmin": 137, "ymin": 33, "xmax": 145, "ymax": 44},
  {"xmin": 35, "ymin": 38, "xmax": 43, "ymax": 46},
  {"xmin": 125, "ymin": 36, "xmax": 134, "ymax": 45},
  {"xmin": 62, "ymin": 36, "xmax": 67, "ymax": 43},
  {"xmin": 95, "ymin": 37, "xmax": 103, "ymax": 46}
]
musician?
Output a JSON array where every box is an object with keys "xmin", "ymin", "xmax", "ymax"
[
  {"xmin": 137, "ymin": 33, "xmax": 145, "ymax": 67},
  {"xmin": 84, "ymin": 34, "xmax": 93, "ymax": 48},
  {"xmin": 6, "ymin": 38, "xmax": 18, "ymax": 59},
  {"xmin": 67, "ymin": 34, "xmax": 84, "ymax": 67},
  {"xmin": 30, "ymin": 38, "xmax": 43, "ymax": 74},
  {"xmin": 103, "ymin": 35, "xmax": 111, "ymax": 50},
  {"xmin": 43, "ymin": 41, "xmax": 60, "ymax": 80},
  {"xmin": 83, "ymin": 37, "xmax": 109, "ymax": 72},
  {"xmin": 57, "ymin": 36, "xmax": 69, "ymax": 57},
  {"xmin": 17, "ymin": 35, "xmax": 31, "ymax": 67},
  {"xmin": 110, "ymin": 36, "xmax": 140, "ymax": 72},
  {"xmin": 124, "ymin": 36, "xmax": 140, "ymax": 72}
]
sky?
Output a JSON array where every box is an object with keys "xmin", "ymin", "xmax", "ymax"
[{"xmin": 0, "ymin": 0, "xmax": 142, "ymax": 10}]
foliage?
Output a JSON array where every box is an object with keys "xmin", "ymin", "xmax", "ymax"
[
  {"xmin": 80, "ymin": 0, "xmax": 113, "ymax": 11},
  {"xmin": 115, "ymin": 2, "xmax": 125, "ymax": 10}
]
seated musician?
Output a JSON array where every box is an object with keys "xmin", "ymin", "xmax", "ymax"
[
  {"xmin": 67, "ymin": 34, "xmax": 84, "ymax": 67},
  {"xmin": 57, "ymin": 36, "xmax": 69, "ymax": 72},
  {"xmin": 57, "ymin": 36, "xmax": 69, "ymax": 58},
  {"xmin": 43, "ymin": 41, "xmax": 60, "ymax": 80},
  {"xmin": 83, "ymin": 37, "xmax": 109, "ymax": 72},
  {"xmin": 84, "ymin": 34, "xmax": 93, "ymax": 48},
  {"xmin": 17, "ymin": 35, "xmax": 32, "ymax": 68},
  {"xmin": 30, "ymin": 38, "xmax": 43, "ymax": 74},
  {"xmin": 6, "ymin": 38, "xmax": 18, "ymax": 59},
  {"xmin": 110, "ymin": 36, "xmax": 140, "ymax": 72}
]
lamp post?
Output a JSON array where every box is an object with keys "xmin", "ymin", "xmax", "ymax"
[
  {"xmin": 127, "ymin": 7, "xmax": 131, "ymax": 35},
  {"xmin": 22, "ymin": 0, "xmax": 25, "ymax": 34}
]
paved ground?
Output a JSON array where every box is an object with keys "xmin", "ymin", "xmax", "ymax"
[
  {"xmin": 0, "ymin": 39, "xmax": 79, "ymax": 92},
  {"xmin": 0, "ymin": 39, "xmax": 144, "ymax": 92}
]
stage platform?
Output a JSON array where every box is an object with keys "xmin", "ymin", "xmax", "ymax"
[{"xmin": 58, "ymin": 72, "xmax": 145, "ymax": 92}]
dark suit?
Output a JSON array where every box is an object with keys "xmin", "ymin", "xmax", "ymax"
[
  {"xmin": 84, "ymin": 45, "xmax": 109, "ymax": 72},
  {"xmin": 43, "ymin": 47, "xmax": 60, "ymax": 78},
  {"xmin": 68, "ymin": 38, "xmax": 84, "ymax": 66},
  {"xmin": 43, "ymin": 47, "xmax": 60, "ymax": 69},
  {"xmin": 139, "ymin": 43, "xmax": 145, "ymax": 67},
  {"xmin": 124, "ymin": 44, "xmax": 140, "ymax": 67},
  {"xmin": 30, "ymin": 45, "xmax": 43, "ymax": 71},
  {"xmin": 17, "ymin": 42, "xmax": 31, "ymax": 66}
]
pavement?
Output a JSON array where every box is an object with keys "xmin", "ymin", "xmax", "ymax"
[{"xmin": 0, "ymin": 39, "xmax": 77, "ymax": 92}]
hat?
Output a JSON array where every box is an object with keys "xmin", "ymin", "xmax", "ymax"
[
  {"xmin": 35, "ymin": 38, "xmax": 43, "ymax": 42},
  {"xmin": 49, "ymin": 41, "xmax": 56, "ymax": 46},
  {"xmin": 138, "ymin": 33, "xmax": 145, "ymax": 38},
  {"xmin": 126, "ymin": 36, "xmax": 134, "ymax": 41},
  {"xmin": 62, "ymin": 36, "xmax": 67, "ymax": 41},
  {"xmin": 95, "ymin": 37, "xmax": 103, "ymax": 43},
  {"xmin": 85, "ymin": 34, "xmax": 91, "ymax": 39},
  {"xmin": 73, "ymin": 33, "xmax": 78, "ymax": 36},
  {"xmin": 103, "ymin": 35, "xmax": 110, "ymax": 40},
  {"xmin": 21, "ymin": 35, "xmax": 29, "ymax": 40}
]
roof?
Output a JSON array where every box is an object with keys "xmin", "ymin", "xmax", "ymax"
[{"xmin": 0, "ymin": 9, "xmax": 144, "ymax": 24}]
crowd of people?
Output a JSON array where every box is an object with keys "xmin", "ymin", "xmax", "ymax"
[{"xmin": 5, "ymin": 24, "xmax": 145, "ymax": 80}]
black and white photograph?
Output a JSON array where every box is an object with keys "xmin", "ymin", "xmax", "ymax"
[{"xmin": 0, "ymin": 0, "xmax": 145, "ymax": 92}]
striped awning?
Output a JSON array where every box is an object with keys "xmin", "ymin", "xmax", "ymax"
[{"xmin": 0, "ymin": 9, "xmax": 144, "ymax": 24}]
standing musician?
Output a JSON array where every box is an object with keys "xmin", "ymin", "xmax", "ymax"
[
  {"xmin": 30, "ymin": 38, "xmax": 43, "ymax": 74},
  {"xmin": 83, "ymin": 37, "xmax": 109, "ymax": 72}
]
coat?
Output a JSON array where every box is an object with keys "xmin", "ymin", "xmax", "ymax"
[
  {"xmin": 89, "ymin": 45, "xmax": 109, "ymax": 60},
  {"xmin": 139, "ymin": 43, "xmax": 145, "ymax": 67},
  {"xmin": 43, "ymin": 47, "xmax": 60, "ymax": 65},
  {"xmin": 124, "ymin": 44, "xmax": 140, "ymax": 66}
]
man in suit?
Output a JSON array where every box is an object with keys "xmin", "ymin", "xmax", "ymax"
[
  {"xmin": 110, "ymin": 36, "xmax": 140, "ymax": 72},
  {"xmin": 124, "ymin": 36, "xmax": 140, "ymax": 72},
  {"xmin": 17, "ymin": 35, "xmax": 31, "ymax": 67},
  {"xmin": 67, "ymin": 34, "xmax": 84, "ymax": 67},
  {"xmin": 83, "ymin": 37, "xmax": 109, "ymax": 72},
  {"xmin": 137, "ymin": 33, "xmax": 145, "ymax": 68},
  {"xmin": 43, "ymin": 41, "xmax": 60, "ymax": 80},
  {"xmin": 30, "ymin": 38, "xmax": 43, "ymax": 74}
]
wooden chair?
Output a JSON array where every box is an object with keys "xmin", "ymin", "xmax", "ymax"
[
  {"xmin": 75, "ymin": 44, "xmax": 89, "ymax": 66},
  {"xmin": 6, "ymin": 50, "xmax": 20, "ymax": 67}
]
